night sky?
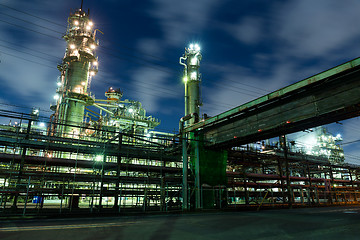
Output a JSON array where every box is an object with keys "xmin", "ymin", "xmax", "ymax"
[{"xmin": 1, "ymin": 0, "xmax": 360, "ymax": 163}]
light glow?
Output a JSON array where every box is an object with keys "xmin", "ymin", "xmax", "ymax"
[
  {"xmin": 183, "ymin": 76, "xmax": 188, "ymax": 82},
  {"xmin": 39, "ymin": 122, "xmax": 45, "ymax": 127},
  {"xmin": 194, "ymin": 44, "xmax": 200, "ymax": 51},
  {"xmin": 53, "ymin": 94, "xmax": 59, "ymax": 100},
  {"xmin": 57, "ymin": 82, "xmax": 61, "ymax": 87},
  {"xmin": 70, "ymin": 44, "xmax": 76, "ymax": 49},
  {"xmin": 190, "ymin": 72, "xmax": 197, "ymax": 80},
  {"xmin": 74, "ymin": 20, "xmax": 79, "ymax": 25},
  {"xmin": 88, "ymin": 21, "xmax": 93, "ymax": 26},
  {"xmin": 93, "ymin": 61, "xmax": 98, "ymax": 66},
  {"xmin": 90, "ymin": 44, "xmax": 96, "ymax": 49},
  {"xmin": 191, "ymin": 57, "xmax": 198, "ymax": 65}
]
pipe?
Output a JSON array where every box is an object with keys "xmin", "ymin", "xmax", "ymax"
[
  {"xmin": 179, "ymin": 113, "xmax": 199, "ymax": 211},
  {"xmin": 194, "ymin": 134, "xmax": 201, "ymax": 209},
  {"xmin": 93, "ymin": 103, "xmax": 114, "ymax": 115},
  {"xmin": 179, "ymin": 56, "xmax": 187, "ymax": 68}
]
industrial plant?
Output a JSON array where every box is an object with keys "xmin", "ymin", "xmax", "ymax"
[{"xmin": 1, "ymin": 6, "xmax": 360, "ymax": 216}]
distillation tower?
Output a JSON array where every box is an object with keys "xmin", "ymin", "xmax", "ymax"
[
  {"xmin": 180, "ymin": 44, "xmax": 202, "ymax": 124},
  {"xmin": 52, "ymin": 8, "xmax": 98, "ymax": 137}
]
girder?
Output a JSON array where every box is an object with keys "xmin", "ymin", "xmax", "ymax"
[{"xmin": 186, "ymin": 57, "xmax": 360, "ymax": 148}]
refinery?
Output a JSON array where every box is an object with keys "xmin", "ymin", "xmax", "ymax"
[{"xmin": 1, "ymin": 6, "xmax": 360, "ymax": 216}]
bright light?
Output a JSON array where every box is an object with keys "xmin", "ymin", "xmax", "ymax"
[
  {"xmin": 191, "ymin": 57, "xmax": 198, "ymax": 65},
  {"xmin": 90, "ymin": 71, "xmax": 95, "ymax": 76},
  {"xmin": 336, "ymin": 134, "xmax": 342, "ymax": 139},
  {"xmin": 90, "ymin": 44, "xmax": 96, "ymax": 49},
  {"xmin": 53, "ymin": 94, "xmax": 59, "ymax": 100},
  {"xmin": 39, "ymin": 122, "xmax": 45, "ymax": 127},
  {"xmin": 146, "ymin": 133, "xmax": 151, "ymax": 138},
  {"xmin": 93, "ymin": 61, "xmax": 98, "ymax": 66},
  {"xmin": 190, "ymin": 71, "xmax": 197, "ymax": 80},
  {"xmin": 95, "ymin": 155, "xmax": 102, "ymax": 161},
  {"xmin": 88, "ymin": 21, "xmax": 93, "ymax": 26},
  {"xmin": 128, "ymin": 108, "xmax": 134, "ymax": 113},
  {"xmin": 74, "ymin": 20, "xmax": 79, "ymax": 25},
  {"xmin": 81, "ymin": 82, "xmax": 86, "ymax": 86},
  {"xmin": 194, "ymin": 44, "xmax": 200, "ymax": 51},
  {"xmin": 86, "ymin": 25, "xmax": 91, "ymax": 30},
  {"xmin": 189, "ymin": 44, "xmax": 194, "ymax": 50},
  {"xmin": 69, "ymin": 44, "xmax": 76, "ymax": 49},
  {"xmin": 183, "ymin": 76, "xmax": 188, "ymax": 82},
  {"xmin": 57, "ymin": 82, "xmax": 61, "ymax": 87}
]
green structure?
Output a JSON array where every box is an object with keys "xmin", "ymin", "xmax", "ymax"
[
  {"xmin": 190, "ymin": 134, "xmax": 227, "ymax": 208},
  {"xmin": 52, "ymin": 8, "xmax": 98, "ymax": 137}
]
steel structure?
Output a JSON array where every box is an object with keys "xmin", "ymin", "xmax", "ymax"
[
  {"xmin": 1, "ymin": 7, "xmax": 360, "ymax": 217},
  {"xmin": 180, "ymin": 44, "xmax": 202, "ymax": 125},
  {"xmin": 186, "ymin": 57, "xmax": 360, "ymax": 148},
  {"xmin": 0, "ymin": 111, "xmax": 359, "ymax": 215},
  {"xmin": 52, "ymin": 8, "xmax": 98, "ymax": 137},
  {"xmin": 180, "ymin": 56, "xmax": 360, "ymax": 209},
  {"xmin": 0, "ymin": 110, "xmax": 182, "ymax": 213}
]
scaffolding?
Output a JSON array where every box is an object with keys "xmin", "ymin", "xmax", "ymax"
[
  {"xmin": 0, "ymin": 109, "xmax": 182, "ymax": 215},
  {"xmin": 1, "ymin": 109, "xmax": 360, "ymax": 216}
]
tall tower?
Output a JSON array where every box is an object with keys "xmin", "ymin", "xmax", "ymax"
[
  {"xmin": 52, "ymin": 8, "xmax": 98, "ymax": 137},
  {"xmin": 180, "ymin": 43, "xmax": 202, "ymax": 125}
]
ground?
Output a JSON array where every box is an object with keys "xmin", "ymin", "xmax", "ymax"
[{"xmin": 1, "ymin": 206, "xmax": 360, "ymax": 239}]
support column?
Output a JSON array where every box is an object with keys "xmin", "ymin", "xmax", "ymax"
[
  {"xmin": 114, "ymin": 133, "xmax": 122, "ymax": 209},
  {"xmin": 280, "ymin": 135, "xmax": 292, "ymax": 208},
  {"xmin": 194, "ymin": 134, "xmax": 201, "ymax": 209},
  {"xmin": 277, "ymin": 158, "xmax": 286, "ymax": 204},
  {"xmin": 12, "ymin": 118, "xmax": 32, "ymax": 209},
  {"xmin": 182, "ymin": 132, "xmax": 188, "ymax": 210},
  {"xmin": 349, "ymin": 169, "xmax": 354, "ymax": 202},
  {"xmin": 243, "ymin": 171, "xmax": 249, "ymax": 205},
  {"xmin": 306, "ymin": 163, "xmax": 314, "ymax": 204},
  {"xmin": 98, "ymin": 153, "xmax": 106, "ymax": 209}
]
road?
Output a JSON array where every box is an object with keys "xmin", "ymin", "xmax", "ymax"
[{"xmin": 1, "ymin": 206, "xmax": 360, "ymax": 239}]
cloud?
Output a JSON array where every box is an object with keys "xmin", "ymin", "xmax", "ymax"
[
  {"xmin": 224, "ymin": 17, "xmax": 263, "ymax": 45},
  {"xmin": 0, "ymin": 0, "xmax": 69, "ymax": 115},
  {"xmin": 148, "ymin": 0, "xmax": 220, "ymax": 46},
  {"xmin": 274, "ymin": 0, "xmax": 360, "ymax": 59},
  {"xmin": 136, "ymin": 38, "xmax": 164, "ymax": 60},
  {"xmin": 200, "ymin": 58, "xmax": 336, "ymax": 117},
  {"xmin": 130, "ymin": 67, "xmax": 182, "ymax": 114}
]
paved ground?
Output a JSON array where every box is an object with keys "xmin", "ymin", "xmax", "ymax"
[{"xmin": 1, "ymin": 206, "xmax": 360, "ymax": 239}]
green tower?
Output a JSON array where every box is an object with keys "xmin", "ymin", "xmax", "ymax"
[{"xmin": 51, "ymin": 8, "xmax": 98, "ymax": 137}]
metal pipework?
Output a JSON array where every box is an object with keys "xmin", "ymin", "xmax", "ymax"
[
  {"xmin": 53, "ymin": 8, "xmax": 99, "ymax": 137},
  {"xmin": 179, "ymin": 113, "xmax": 199, "ymax": 211},
  {"xmin": 180, "ymin": 44, "xmax": 202, "ymax": 126}
]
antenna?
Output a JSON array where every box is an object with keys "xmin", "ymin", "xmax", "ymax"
[{"xmin": 80, "ymin": 0, "xmax": 84, "ymax": 10}]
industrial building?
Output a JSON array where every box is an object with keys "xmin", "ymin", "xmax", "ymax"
[{"xmin": 1, "ymin": 7, "xmax": 360, "ymax": 216}]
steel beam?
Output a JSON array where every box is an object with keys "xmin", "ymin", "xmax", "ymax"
[{"xmin": 187, "ymin": 57, "xmax": 360, "ymax": 148}]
